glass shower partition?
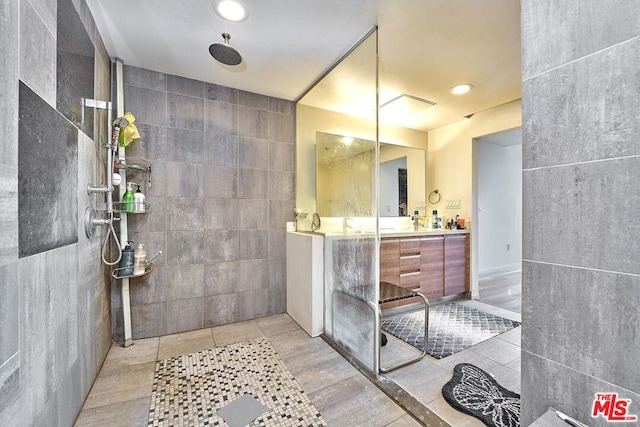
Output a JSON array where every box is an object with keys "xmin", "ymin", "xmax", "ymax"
[{"xmin": 296, "ymin": 29, "xmax": 380, "ymax": 373}]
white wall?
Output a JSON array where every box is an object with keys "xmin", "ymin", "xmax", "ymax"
[
  {"xmin": 477, "ymin": 141, "xmax": 522, "ymax": 275},
  {"xmin": 427, "ymin": 99, "xmax": 522, "ymax": 297}
]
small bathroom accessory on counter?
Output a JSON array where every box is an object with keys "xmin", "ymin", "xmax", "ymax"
[
  {"xmin": 134, "ymin": 184, "xmax": 145, "ymax": 213},
  {"xmin": 133, "ymin": 244, "xmax": 147, "ymax": 275}
]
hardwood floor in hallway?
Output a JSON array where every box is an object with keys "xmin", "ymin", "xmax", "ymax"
[{"xmin": 477, "ymin": 270, "xmax": 522, "ymax": 314}]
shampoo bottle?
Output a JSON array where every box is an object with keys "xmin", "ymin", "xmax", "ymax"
[
  {"xmin": 134, "ymin": 184, "xmax": 145, "ymax": 213},
  {"xmin": 123, "ymin": 183, "xmax": 134, "ymax": 213},
  {"xmin": 119, "ymin": 241, "xmax": 135, "ymax": 277},
  {"xmin": 133, "ymin": 244, "xmax": 147, "ymax": 275}
]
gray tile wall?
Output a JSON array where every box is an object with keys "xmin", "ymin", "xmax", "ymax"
[
  {"xmin": 0, "ymin": 0, "xmax": 112, "ymax": 425},
  {"xmin": 118, "ymin": 66, "xmax": 295, "ymax": 340},
  {"xmin": 521, "ymin": 1, "xmax": 640, "ymax": 425}
]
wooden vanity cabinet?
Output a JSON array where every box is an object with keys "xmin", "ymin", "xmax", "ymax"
[
  {"xmin": 444, "ymin": 234, "xmax": 470, "ymax": 295},
  {"xmin": 379, "ymin": 233, "xmax": 469, "ymax": 308},
  {"xmin": 419, "ymin": 236, "xmax": 444, "ymax": 299}
]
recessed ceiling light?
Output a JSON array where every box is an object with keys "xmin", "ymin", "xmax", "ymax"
[
  {"xmin": 213, "ymin": 0, "xmax": 249, "ymax": 22},
  {"xmin": 450, "ymin": 84, "xmax": 473, "ymax": 95}
]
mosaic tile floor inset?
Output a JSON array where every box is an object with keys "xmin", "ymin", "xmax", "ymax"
[{"xmin": 148, "ymin": 338, "xmax": 327, "ymax": 426}]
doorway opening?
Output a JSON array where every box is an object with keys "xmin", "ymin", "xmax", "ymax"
[{"xmin": 475, "ymin": 127, "xmax": 522, "ymax": 313}]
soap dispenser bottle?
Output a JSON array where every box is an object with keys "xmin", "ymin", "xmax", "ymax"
[
  {"xmin": 123, "ymin": 183, "xmax": 134, "ymax": 213},
  {"xmin": 133, "ymin": 244, "xmax": 147, "ymax": 275},
  {"xmin": 133, "ymin": 184, "xmax": 145, "ymax": 213}
]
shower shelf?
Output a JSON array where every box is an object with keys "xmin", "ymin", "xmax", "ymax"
[
  {"xmin": 112, "ymin": 263, "xmax": 154, "ymax": 280},
  {"xmin": 117, "ymin": 157, "xmax": 151, "ymax": 174},
  {"xmin": 113, "ymin": 202, "xmax": 151, "ymax": 214},
  {"xmin": 93, "ymin": 202, "xmax": 151, "ymax": 214}
]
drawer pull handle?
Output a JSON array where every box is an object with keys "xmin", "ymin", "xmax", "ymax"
[
  {"xmin": 400, "ymin": 271, "xmax": 421, "ymax": 277},
  {"xmin": 400, "ymin": 254, "xmax": 421, "ymax": 260}
]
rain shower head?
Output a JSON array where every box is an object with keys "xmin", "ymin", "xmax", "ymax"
[{"xmin": 209, "ymin": 33, "xmax": 242, "ymax": 66}]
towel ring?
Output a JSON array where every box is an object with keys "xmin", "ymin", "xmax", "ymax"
[{"xmin": 428, "ymin": 189, "xmax": 441, "ymax": 204}]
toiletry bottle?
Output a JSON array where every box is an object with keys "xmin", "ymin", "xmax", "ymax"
[
  {"xmin": 123, "ymin": 183, "xmax": 134, "ymax": 213},
  {"xmin": 133, "ymin": 244, "xmax": 147, "ymax": 275},
  {"xmin": 119, "ymin": 241, "xmax": 135, "ymax": 277},
  {"xmin": 432, "ymin": 210, "xmax": 438, "ymax": 229},
  {"xmin": 134, "ymin": 184, "xmax": 145, "ymax": 213}
]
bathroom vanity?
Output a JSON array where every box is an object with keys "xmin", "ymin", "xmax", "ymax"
[{"xmin": 380, "ymin": 230, "xmax": 470, "ymax": 308}]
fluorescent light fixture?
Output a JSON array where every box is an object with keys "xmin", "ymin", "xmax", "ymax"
[
  {"xmin": 342, "ymin": 136, "xmax": 354, "ymax": 146},
  {"xmin": 213, "ymin": 0, "xmax": 249, "ymax": 22},
  {"xmin": 379, "ymin": 94, "xmax": 437, "ymax": 123},
  {"xmin": 450, "ymin": 84, "xmax": 473, "ymax": 95}
]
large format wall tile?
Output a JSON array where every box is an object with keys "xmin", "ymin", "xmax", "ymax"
[
  {"xmin": 0, "ymin": 262, "xmax": 18, "ymax": 365},
  {"xmin": 205, "ymin": 134, "xmax": 238, "ymax": 167},
  {"xmin": 205, "ymin": 99, "xmax": 238, "ymax": 136},
  {"xmin": 238, "ymin": 136, "xmax": 269, "ymax": 169},
  {"xmin": 167, "ymin": 128, "xmax": 204, "ymax": 164},
  {"xmin": 238, "ymin": 168, "xmax": 268, "ymax": 199},
  {"xmin": 204, "ymin": 262, "xmax": 237, "ymax": 296},
  {"xmin": 0, "ymin": 166, "xmax": 18, "ymax": 263},
  {"xmin": 167, "ymin": 74, "xmax": 204, "ymax": 98},
  {"xmin": 57, "ymin": 0, "xmax": 95, "ymax": 138},
  {"xmin": 521, "ymin": 0, "xmax": 640, "ymax": 79},
  {"xmin": 238, "ymin": 199, "xmax": 268, "ymax": 230},
  {"xmin": 522, "ymin": 261, "xmax": 640, "ymax": 393},
  {"xmin": 0, "ymin": 0, "xmax": 19, "ymax": 170},
  {"xmin": 523, "ymin": 38, "xmax": 640, "ymax": 169},
  {"xmin": 239, "ymin": 106, "xmax": 268, "ymax": 139},
  {"xmin": 166, "ymin": 298, "xmax": 204, "ymax": 334},
  {"xmin": 19, "ymin": 0, "xmax": 56, "ymax": 106},
  {"xmin": 268, "ymin": 98, "xmax": 295, "ymax": 115},
  {"xmin": 167, "ymin": 265, "xmax": 204, "ymax": 301},
  {"xmin": 131, "ymin": 303, "xmax": 167, "ymax": 339},
  {"xmin": 0, "ymin": 353, "xmax": 20, "ymax": 426},
  {"xmin": 124, "ymin": 85, "xmax": 167, "ymax": 127},
  {"xmin": 167, "ymin": 93, "xmax": 204, "ymax": 131},
  {"xmin": 205, "ymin": 83, "xmax": 238, "ymax": 104},
  {"xmin": 166, "ymin": 197, "xmax": 204, "ymax": 231},
  {"xmin": 268, "ymin": 112, "xmax": 295, "ymax": 143},
  {"xmin": 238, "ymin": 259, "xmax": 268, "ymax": 292},
  {"xmin": 125, "ymin": 123, "xmax": 167, "ymax": 162},
  {"xmin": 204, "ymin": 198, "xmax": 238, "ymax": 230},
  {"xmin": 167, "ymin": 230, "xmax": 204, "ymax": 266},
  {"xmin": 521, "ymin": 350, "xmax": 640, "ymax": 427},
  {"xmin": 523, "ymin": 156, "xmax": 640, "ymax": 274},
  {"xmin": 239, "ymin": 90, "xmax": 268, "ymax": 110},
  {"xmin": 124, "ymin": 66, "xmax": 166, "ymax": 91},
  {"xmin": 269, "ymin": 141, "xmax": 295, "ymax": 172},
  {"xmin": 18, "ymin": 82, "xmax": 78, "ymax": 257},
  {"xmin": 204, "ymin": 293, "xmax": 238, "ymax": 327},
  {"xmin": 238, "ymin": 289, "xmax": 269, "ymax": 321}
]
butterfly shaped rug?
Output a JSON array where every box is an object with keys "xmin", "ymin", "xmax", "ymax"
[{"xmin": 442, "ymin": 363, "xmax": 520, "ymax": 427}]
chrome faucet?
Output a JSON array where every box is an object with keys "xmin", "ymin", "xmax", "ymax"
[
  {"xmin": 412, "ymin": 212, "xmax": 423, "ymax": 230},
  {"xmin": 343, "ymin": 217, "xmax": 354, "ymax": 234}
]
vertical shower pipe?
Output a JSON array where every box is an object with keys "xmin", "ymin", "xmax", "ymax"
[{"xmin": 115, "ymin": 58, "xmax": 134, "ymax": 347}]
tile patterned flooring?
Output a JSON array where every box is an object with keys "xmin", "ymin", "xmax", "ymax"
[
  {"xmin": 477, "ymin": 271, "xmax": 522, "ymax": 314},
  {"xmin": 75, "ymin": 300, "xmax": 521, "ymax": 427}
]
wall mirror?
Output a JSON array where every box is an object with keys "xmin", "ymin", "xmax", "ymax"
[{"xmin": 316, "ymin": 131, "xmax": 425, "ymax": 217}]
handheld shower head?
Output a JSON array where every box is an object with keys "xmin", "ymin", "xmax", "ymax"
[{"xmin": 209, "ymin": 33, "xmax": 242, "ymax": 66}]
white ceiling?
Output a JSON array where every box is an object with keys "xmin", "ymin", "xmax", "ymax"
[
  {"xmin": 477, "ymin": 127, "xmax": 522, "ymax": 147},
  {"xmin": 86, "ymin": 0, "xmax": 521, "ymax": 132}
]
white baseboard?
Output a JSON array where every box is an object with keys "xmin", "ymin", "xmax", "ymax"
[{"xmin": 479, "ymin": 263, "xmax": 521, "ymax": 280}]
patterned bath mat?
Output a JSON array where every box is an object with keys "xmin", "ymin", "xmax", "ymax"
[
  {"xmin": 442, "ymin": 363, "xmax": 520, "ymax": 427},
  {"xmin": 148, "ymin": 338, "xmax": 327, "ymax": 426},
  {"xmin": 381, "ymin": 303, "xmax": 520, "ymax": 359}
]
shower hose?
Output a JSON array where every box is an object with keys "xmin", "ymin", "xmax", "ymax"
[{"xmin": 101, "ymin": 218, "xmax": 122, "ymax": 266}]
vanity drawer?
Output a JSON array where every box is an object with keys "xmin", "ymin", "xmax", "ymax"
[
  {"xmin": 399, "ymin": 254, "xmax": 421, "ymax": 272},
  {"xmin": 399, "ymin": 270, "xmax": 421, "ymax": 289},
  {"xmin": 399, "ymin": 238, "xmax": 421, "ymax": 255}
]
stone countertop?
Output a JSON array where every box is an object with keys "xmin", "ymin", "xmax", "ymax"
[{"xmin": 293, "ymin": 228, "xmax": 469, "ymax": 238}]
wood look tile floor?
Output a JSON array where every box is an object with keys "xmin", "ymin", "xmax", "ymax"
[{"xmin": 74, "ymin": 315, "xmax": 422, "ymax": 427}]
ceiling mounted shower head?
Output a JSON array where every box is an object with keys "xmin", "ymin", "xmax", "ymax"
[{"xmin": 209, "ymin": 33, "xmax": 242, "ymax": 66}]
